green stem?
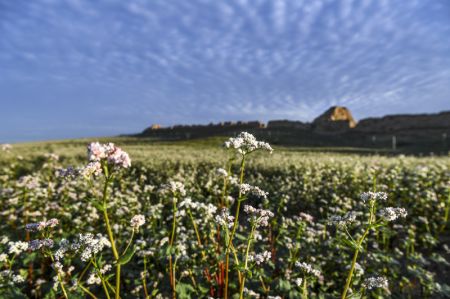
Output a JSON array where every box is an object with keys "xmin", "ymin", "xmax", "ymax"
[
  {"xmin": 187, "ymin": 208, "xmax": 206, "ymax": 260},
  {"xmin": 77, "ymin": 262, "xmax": 92, "ymax": 284},
  {"xmin": 359, "ymin": 287, "xmax": 366, "ymax": 299},
  {"xmin": 224, "ymin": 155, "xmax": 246, "ymax": 299},
  {"xmin": 100, "ymin": 173, "xmax": 121, "ymax": 299},
  {"xmin": 239, "ymin": 225, "xmax": 256, "ymax": 299},
  {"xmin": 79, "ymin": 283, "xmax": 98, "ymax": 299},
  {"xmin": 49, "ymin": 254, "xmax": 69, "ymax": 299},
  {"xmin": 170, "ymin": 199, "xmax": 177, "ymax": 247},
  {"xmin": 115, "ymin": 265, "xmax": 121, "ymax": 299},
  {"xmin": 439, "ymin": 192, "xmax": 450, "ymax": 233},
  {"xmin": 142, "ymin": 256, "xmax": 150, "ymax": 299},
  {"xmin": 341, "ymin": 211, "xmax": 373, "ymax": 299},
  {"xmin": 169, "ymin": 196, "xmax": 178, "ymax": 299},
  {"xmin": 121, "ymin": 229, "xmax": 135, "ymax": 257},
  {"xmin": 172, "ymin": 257, "xmax": 178, "ymax": 299},
  {"xmin": 91, "ymin": 260, "xmax": 111, "ymax": 299},
  {"xmin": 302, "ymin": 275, "xmax": 308, "ymax": 299}
]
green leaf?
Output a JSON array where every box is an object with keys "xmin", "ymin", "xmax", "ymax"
[
  {"xmin": 92, "ymin": 200, "xmax": 105, "ymax": 212},
  {"xmin": 118, "ymin": 246, "xmax": 137, "ymax": 265},
  {"xmin": 235, "ymin": 233, "xmax": 246, "ymax": 241},
  {"xmin": 277, "ymin": 279, "xmax": 292, "ymax": 292},
  {"xmin": 175, "ymin": 282, "xmax": 196, "ymax": 299}
]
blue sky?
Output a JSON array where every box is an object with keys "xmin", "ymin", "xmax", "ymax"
[{"xmin": 1, "ymin": 0, "xmax": 449, "ymax": 142}]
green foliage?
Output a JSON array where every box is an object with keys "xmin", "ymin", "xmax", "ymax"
[{"xmin": 0, "ymin": 139, "xmax": 449, "ymax": 298}]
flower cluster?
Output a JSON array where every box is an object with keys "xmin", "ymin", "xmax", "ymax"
[
  {"xmin": 328, "ymin": 211, "xmax": 357, "ymax": 227},
  {"xmin": 224, "ymin": 132, "xmax": 273, "ymax": 155},
  {"xmin": 8, "ymin": 241, "xmax": 29, "ymax": 255},
  {"xmin": 29, "ymin": 239, "xmax": 54, "ymax": 251},
  {"xmin": 0, "ymin": 254, "xmax": 7, "ymax": 262},
  {"xmin": 299, "ymin": 212, "xmax": 314, "ymax": 223},
  {"xmin": 243, "ymin": 205, "xmax": 274, "ymax": 227},
  {"xmin": 58, "ymin": 143, "xmax": 130, "ymax": 179},
  {"xmin": 360, "ymin": 191, "xmax": 388, "ymax": 203},
  {"xmin": 25, "ymin": 218, "xmax": 59, "ymax": 232},
  {"xmin": 88, "ymin": 142, "xmax": 131, "ymax": 168},
  {"xmin": 1, "ymin": 144, "xmax": 12, "ymax": 152},
  {"xmin": 363, "ymin": 276, "xmax": 389, "ymax": 290},
  {"xmin": 295, "ymin": 261, "xmax": 321, "ymax": 278},
  {"xmin": 179, "ymin": 198, "xmax": 218, "ymax": 219},
  {"xmin": 56, "ymin": 166, "xmax": 78, "ymax": 179},
  {"xmin": 215, "ymin": 208, "xmax": 235, "ymax": 228},
  {"xmin": 72, "ymin": 233, "xmax": 111, "ymax": 262},
  {"xmin": 130, "ymin": 215, "xmax": 146, "ymax": 229},
  {"xmin": 379, "ymin": 207, "xmax": 407, "ymax": 222},
  {"xmin": 17, "ymin": 175, "xmax": 39, "ymax": 190},
  {"xmin": 216, "ymin": 168, "xmax": 228, "ymax": 177},
  {"xmin": 87, "ymin": 142, "xmax": 127, "ymax": 166},
  {"xmin": 248, "ymin": 251, "xmax": 271, "ymax": 265},
  {"xmin": 160, "ymin": 181, "xmax": 187, "ymax": 196},
  {"xmin": 87, "ymin": 273, "xmax": 101, "ymax": 285},
  {"xmin": 240, "ymin": 184, "xmax": 268, "ymax": 199},
  {"xmin": 79, "ymin": 162, "xmax": 102, "ymax": 178}
]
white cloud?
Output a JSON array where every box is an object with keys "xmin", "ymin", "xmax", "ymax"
[{"xmin": 0, "ymin": 0, "xmax": 449, "ymax": 141}]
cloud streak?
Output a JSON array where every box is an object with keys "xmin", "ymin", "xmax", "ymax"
[{"xmin": 0, "ymin": 0, "xmax": 449, "ymax": 141}]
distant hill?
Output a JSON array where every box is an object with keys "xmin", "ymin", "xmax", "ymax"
[{"xmin": 133, "ymin": 106, "xmax": 450, "ymax": 154}]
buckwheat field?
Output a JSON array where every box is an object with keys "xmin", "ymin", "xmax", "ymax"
[{"xmin": 0, "ymin": 133, "xmax": 449, "ymax": 299}]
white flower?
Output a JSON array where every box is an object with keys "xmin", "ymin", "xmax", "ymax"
[
  {"xmin": 363, "ymin": 276, "xmax": 389, "ymax": 290},
  {"xmin": 79, "ymin": 161, "xmax": 102, "ymax": 178},
  {"xmin": 248, "ymin": 251, "xmax": 271, "ymax": 265},
  {"xmin": 216, "ymin": 168, "xmax": 228, "ymax": 177},
  {"xmin": 329, "ymin": 211, "xmax": 357, "ymax": 227},
  {"xmin": 243, "ymin": 287, "xmax": 261, "ymax": 298},
  {"xmin": 12, "ymin": 274, "xmax": 25, "ymax": 283},
  {"xmin": 299, "ymin": 212, "xmax": 314, "ymax": 223},
  {"xmin": 295, "ymin": 261, "xmax": 321, "ymax": 278},
  {"xmin": 107, "ymin": 147, "xmax": 131, "ymax": 168},
  {"xmin": 25, "ymin": 221, "xmax": 47, "ymax": 232},
  {"xmin": 26, "ymin": 218, "xmax": 59, "ymax": 232},
  {"xmin": 87, "ymin": 142, "xmax": 112, "ymax": 161},
  {"xmin": 379, "ymin": 207, "xmax": 407, "ymax": 221},
  {"xmin": 87, "ymin": 142, "xmax": 131, "ymax": 168},
  {"xmin": 17, "ymin": 175, "xmax": 39, "ymax": 189},
  {"xmin": 86, "ymin": 273, "xmax": 101, "ymax": 285},
  {"xmin": 295, "ymin": 278, "xmax": 303, "ymax": 287},
  {"xmin": 1, "ymin": 144, "xmax": 12, "ymax": 152},
  {"xmin": 130, "ymin": 215, "xmax": 146, "ymax": 229},
  {"xmin": 0, "ymin": 253, "xmax": 7, "ymax": 262},
  {"xmin": 57, "ymin": 166, "xmax": 78, "ymax": 179},
  {"xmin": 240, "ymin": 184, "xmax": 268, "ymax": 199},
  {"xmin": 243, "ymin": 205, "xmax": 274, "ymax": 227},
  {"xmin": 29, "ymin": 239, "xmax": 54, "ymax": 251},
  {"xmin": 224, "ymin": 132, "xmax": 273, "ymax": 155},
  {"xmin": 100, "ymin": 264, "xmax": 112, "ymax": 274},
  {"xmin": 160, "ymin": 181, "xmax": 186, "ymax": 196},
  {"xmin": 8, "ymin": 241, "xmax": 29, "ymax": 255},
  {"xmin": 76, "ymin": 234, "xmax": 111, "ymax": 262},
  {"xmin": 360, "ymin": 191, "xmax": 388, "ymax": 203},
  {"xmin": 215, "ymin": 209, "xmax": 235, "ymax": 228}
]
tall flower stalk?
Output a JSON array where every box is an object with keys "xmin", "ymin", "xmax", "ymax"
[
  {"xmin": 160, "ymin": 181, "xmax": 186, "ymax": 299},
  {"xmin": 222, "ymin": 132, "xmax": 273, "ymax": 298},
  {"xmin": 333, "ymin": 191, "xmax": 407, "ymax": 299},
  {"xmin": 82, "ymin": 142, "xmax": 131, "ymax": 299}
]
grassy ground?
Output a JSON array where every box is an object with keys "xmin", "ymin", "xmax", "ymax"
[
  {"xmin": 1, "ymin": 136, "xmax": 449, "ymax": 298},
  {"xmin": 3, "ymin": 136, "xmax": 449, "ymax": 170}
]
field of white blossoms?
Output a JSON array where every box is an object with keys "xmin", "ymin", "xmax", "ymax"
[{"xmin": 0, "ymin": 133, "xmax": 449, "ymax": 299}]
